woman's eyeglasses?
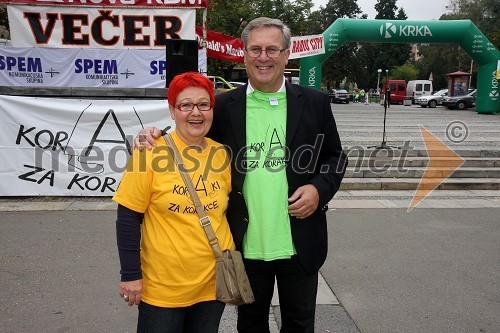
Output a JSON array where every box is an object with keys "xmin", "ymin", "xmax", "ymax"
[{"xmin": 175, "ymin": 102, "xmax": 212, "ymax": 112}]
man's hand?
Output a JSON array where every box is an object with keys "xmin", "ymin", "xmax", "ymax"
[
  {"xmin": 288, "ymin": 184, "xmax": 319, "ymax": 219},
  {"xmin": 133, "ymin": 127, "xmax": 162, "ymax": 152}
]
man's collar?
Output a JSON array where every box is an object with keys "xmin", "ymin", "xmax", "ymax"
[{"xmin": 246, "ymin": 77, "xmax": 286, "ymax": 95}]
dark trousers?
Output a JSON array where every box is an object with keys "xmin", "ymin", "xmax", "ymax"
[
  {"xmin": 136, "ymin": 300, "xmax": 225, "ymax": 333},
  {"xmin": 237, "ymin": 255, "xmax": 318, "ymax": 333}
]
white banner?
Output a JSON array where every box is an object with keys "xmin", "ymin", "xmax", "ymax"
[
  {"xmin": 8, "ymin": 5, "xmax": 195, "ymax": 49},
  {"xmin": 289, "ymin": 35, "xmax": 325, "ymax": 59},
  {"xmin": 0, "ymin": 95, "xmax": 173, "ymax": 196},
  {"xmin": 0, "ymin": 46, "xmax": 206, "ymax": 87}
]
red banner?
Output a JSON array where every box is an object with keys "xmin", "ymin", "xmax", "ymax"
[
  {"xmin": 0, "ymin": 0, "xmax": 208, "ymax": 8},
  {"xmin": 196, "ymin": 26, "xmax": 244, "ymax": 63}
]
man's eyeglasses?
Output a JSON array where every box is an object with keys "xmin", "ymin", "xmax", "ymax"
[
  {"xmin": 245, "ymin": 47, "xmax": 287, "ymax": 58},
  {"xmin": 175, "ymin": 102, "xmax": 212, "ymax": 112}
]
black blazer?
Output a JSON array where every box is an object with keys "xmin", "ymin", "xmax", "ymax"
[{"xmin": 208, "ymin": 82, "xmax": 348, "ymax": 274}]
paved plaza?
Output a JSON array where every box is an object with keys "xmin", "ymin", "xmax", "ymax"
[{"xmin": 1, "ymin": 102, "xmax": 499, "ymax": 332}]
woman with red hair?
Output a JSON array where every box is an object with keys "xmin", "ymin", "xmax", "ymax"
[{"xmin": 113, "ymin": 72, "xmax": 234, "ymax": 333}]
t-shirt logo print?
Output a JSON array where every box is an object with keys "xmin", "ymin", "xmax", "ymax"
[
  {"xmin": 175, "ymin": 175, "xmax": 219, "ymax": 207},
  {"xmin": 262, "ymin": 127, "xmax": 287, "ymax": 171}
]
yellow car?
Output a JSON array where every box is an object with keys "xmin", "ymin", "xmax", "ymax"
[{"xmin": 207, "ymin": 76, "xmax": 236, "ymax": 93}]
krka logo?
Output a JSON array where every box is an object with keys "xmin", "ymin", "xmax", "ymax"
[
  {"xmin": 491, "ymin": 70, "xmax": 499, "ymax": 101},
  {"xmin": 380, "ymin": 23, "xmax": 433, "ymax": 39},
  {"xmin": 380, "ymin": 23, "xmax": 397, "ymax": 39}
]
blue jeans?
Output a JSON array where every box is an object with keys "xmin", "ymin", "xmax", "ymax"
[{"xmin": 136, "ymin": 300, "xmax": 225, "ymax": 333}]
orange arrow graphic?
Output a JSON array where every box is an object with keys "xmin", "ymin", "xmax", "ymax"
[{"xmin": 408, "ymin": 126, "xmax": 465, "ymax": 211}]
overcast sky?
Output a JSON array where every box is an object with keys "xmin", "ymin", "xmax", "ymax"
[{"xmin": 312, "ymin": 0, "xmax": 450, "ymax": 21}]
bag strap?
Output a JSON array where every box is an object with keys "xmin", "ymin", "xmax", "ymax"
[{"xmin": 162, "ymin": 132, "xmax": 223, "ymax": 259}]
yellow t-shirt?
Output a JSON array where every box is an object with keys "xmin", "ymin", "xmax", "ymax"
[{"xmin": 113, "ymin": 131, "xmax": 234, "ymax": 307}]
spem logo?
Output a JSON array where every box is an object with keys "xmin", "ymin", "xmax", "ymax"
[
  {"xmin": 380, "ymin": 23, "xmax": 397, "ymax": 39},
  {"xmin": 380, "ymin": 23, "xmax": 433, "ymax": 39},
  {"xmin": 0, "ymin": 56, "xmax": 42, "ymax": 72}
]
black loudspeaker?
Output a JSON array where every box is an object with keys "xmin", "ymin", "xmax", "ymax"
[{"xmin": 166, "ymin": 39, "xmax": 198, "ymax": 87}]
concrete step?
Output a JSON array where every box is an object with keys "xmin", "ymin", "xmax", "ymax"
[
  {"xmin": 340, "ymin": 178, "xmax": 500, "ymax": 191},
  {"xmin": 345, "ymin": 167, "xmax": 500, "ymax": 178},
  {"xmin": 339, "ymin": 128, "xmax": 500, "ymax": 135},
  {"xmin": 341, "ymin": 139, "xmax": 500, "ymax": 146},
  {"xmin": 333, "ymin": 107, "xmax": 500, "ymax": 192},
  {"xmin": 328, "ymin": 190, "xmax": 500, "ymax": 209},
  {"xmin": 334, "ymin": 190, "xmax": 500, "ymax": 200},
  {"xmin": 343, "ymin": 148, "xmax": 500, "ymax": 158},
  {"xmin": 346, "ymin": 157, "xmax": 500, "ymax": 168}
]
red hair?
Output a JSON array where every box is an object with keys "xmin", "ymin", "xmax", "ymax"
[{"xmin": 167, "ymin": 72, "xmax": 215, "ymax": 107}]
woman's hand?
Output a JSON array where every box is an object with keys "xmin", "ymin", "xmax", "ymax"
[
  {"xmin": 133, "ymin": 127, "xmax": 162, "ymax": 151},
  {"xmin": 119, "ymin": 279, "xmax": 143, "ymax": 306}
]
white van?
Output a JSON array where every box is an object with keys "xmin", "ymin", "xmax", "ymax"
[{"xmin": 407, "ymin": 80, "xmax": 433, "ymax": 102}]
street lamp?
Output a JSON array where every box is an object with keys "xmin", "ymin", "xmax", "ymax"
[
  {"xmin": 384, "ymin": 69, "xmax": 389, "ymax": 105},
  {"xmin": 233, "ymin": 17, "xmax": 246, "ymax": 35},
  {"xmin": 376, "ymin": 68, "xmax": 382, "ymax": 95}
]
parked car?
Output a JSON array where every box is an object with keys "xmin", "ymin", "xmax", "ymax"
[
  {"xmin": 407, "ymin": 80, "xmax": 433, "ymax": 102},
  {"xmin": 329, "ymin": 89, "xmax": 350, "ymax": 103},
  {"xmin": 228, "ymin": 81, "xmax": 245, "ymax": 87},
  {"xmin": 415, "ymin": 89, "xmax": 448, "ymax": 108},
  {"xmin": 442, "ymin": 89, "xmax": 477, "ymax": 110},
  {"xmin": 206, "ymin": 75, "xmax": 235, "ymax": 92}
]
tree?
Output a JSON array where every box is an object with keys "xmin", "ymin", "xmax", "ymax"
[
  {"xmin": 204, "ymin": 0, "xmax": 315, "ymax": 75},
  {"xmin": 358, "ymin": 0, "xmax": 412, "ymax": 90},
  {"xmin": 390, "ymin": 63, "xmax": 419, "ymax": 82},
  {"xmin": 442, "ymin": 0, "xmax": 499, "ymax": 49},
  {"xmin": 0, "ymin": 4, "xmax": 8, "ymax": 35},
  {"xmin": 374, "ymin": 0, "xmax": 397, "ymax": 19},
  {"xmin": 413, "ymin": 43, "xmax": 474, "ymax": 89},
  {"xmin": 244, "ymin": 0, "xmax": 314, "ymax": 69},
  {"xmin": 246, "ymin": 0, "xmax": 314, "ymax": 37},
  {"xmin": 200, "ymin": 0, "xmax": 254, "ymax": 76},
  {"xmin": 413, "ymin": 0, "xmax": 499, "ymax": 90},
  {"xmin": 320, "ymin": 0, "xmax": 363, "ymax": 90}
]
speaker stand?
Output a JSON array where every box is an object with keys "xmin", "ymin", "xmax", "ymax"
[{"xmin": 368, "ymin": 91, "xmax": 399, "ymax": 150}]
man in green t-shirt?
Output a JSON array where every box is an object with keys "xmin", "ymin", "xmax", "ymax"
[{"xmin": 135, "ymin": 17, "xmax": 347, "ymax": 333}]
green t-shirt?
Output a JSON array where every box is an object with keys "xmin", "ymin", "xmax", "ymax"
[{"xmin": 242, "ymin": 90, "xmax": 295, "ymax": 260}]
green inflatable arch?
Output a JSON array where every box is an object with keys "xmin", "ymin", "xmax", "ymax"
[{"xmin": 300, "ymin": 19, "xmax": 499, "ymax": 114}]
